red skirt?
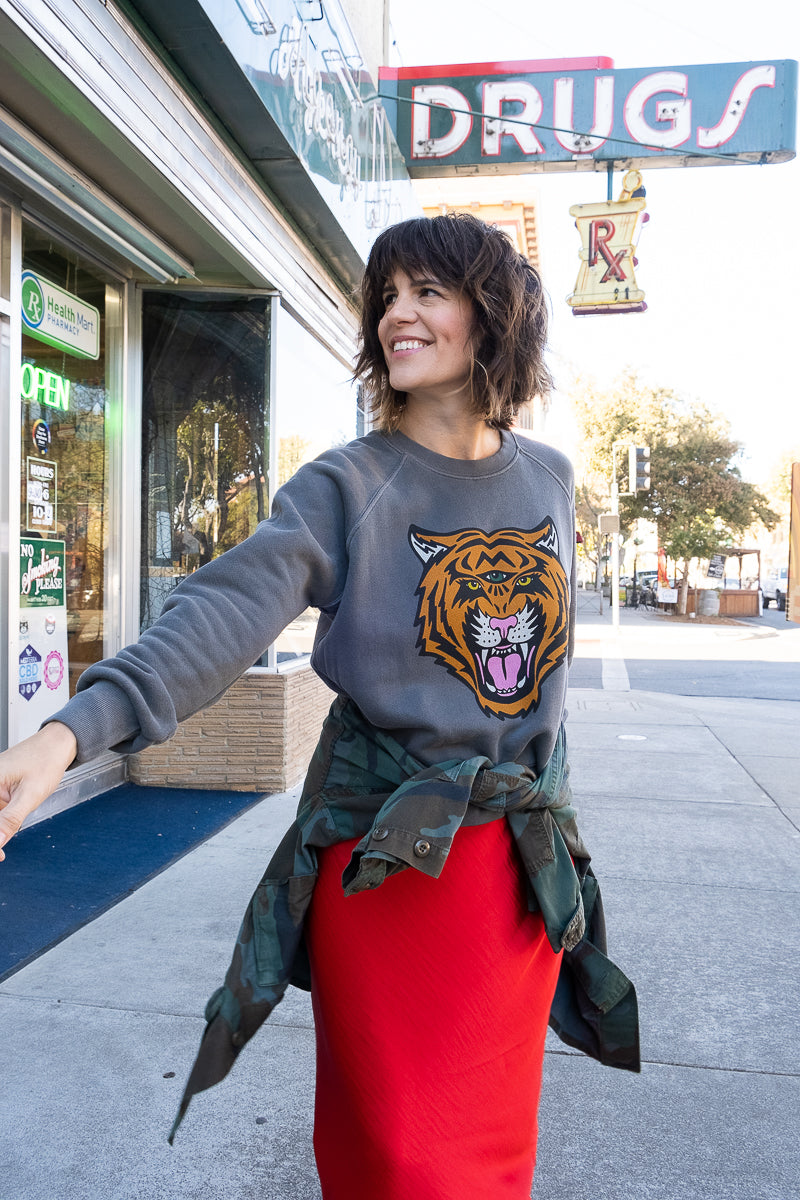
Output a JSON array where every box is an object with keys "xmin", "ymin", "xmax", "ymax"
[{"xmin": 305, "ymin": 818, "xmax": 562, "ymax": 1200}]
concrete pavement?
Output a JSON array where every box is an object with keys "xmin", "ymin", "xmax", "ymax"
[
  {"xmin": 2, "ymin": 605, "xmax": 799, "ymax": 1199},
  {"xmin": 537, "ymin": 608, "xmax": 800, "ymax": 1199}
]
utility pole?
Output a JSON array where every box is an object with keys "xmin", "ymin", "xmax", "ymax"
[
  {"xmin": 611, "ymin": 442, "xmax": 623, "ymax": 630},
  {"xmin": 609, "ymin": 441, "xmax": 650, "ymax": 629}
]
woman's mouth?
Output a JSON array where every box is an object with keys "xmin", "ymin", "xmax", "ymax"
[{"xmin": 391, "ymin": 339, "xmax": 429, "ymax": 355}]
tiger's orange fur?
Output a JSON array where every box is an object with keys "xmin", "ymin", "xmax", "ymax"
[{"xmin": 409, "ymin": 522, "xmax": 569, "ymax": 719}]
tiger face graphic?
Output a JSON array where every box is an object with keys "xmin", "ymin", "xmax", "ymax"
[{"xmin": 409, "ymin": 522, "xmax": 569, "ymax": 719}]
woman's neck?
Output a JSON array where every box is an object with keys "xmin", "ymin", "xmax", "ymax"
[{"xmin": 398, "ymin": 401, "xmax": 502, "ymax": 461}]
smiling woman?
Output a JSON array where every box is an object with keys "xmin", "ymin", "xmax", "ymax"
[
  {"xmin": 355, "ymin": 212, "xmax": 552, "ymax": 440},
  {"xmin": 377, "ymin": 268, "xmax": 474, "ymax": 408},
  {"xmin": 0, "ymin": 212, "xmax": 638, "ymax": 1200}
]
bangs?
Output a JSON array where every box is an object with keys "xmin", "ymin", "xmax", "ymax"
[{"xmin": 365, "ymin": 218, "xmax": 477, "ymax": 293}]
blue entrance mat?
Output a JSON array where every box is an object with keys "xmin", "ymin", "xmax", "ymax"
[{"xmin": 0, "ymin": 783, "xmax": 266, "ymax": 981}]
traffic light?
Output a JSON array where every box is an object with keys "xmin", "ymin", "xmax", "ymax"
[{"xmin": 628, "ymin": 445, "xmax": 651, "ymax": 493}]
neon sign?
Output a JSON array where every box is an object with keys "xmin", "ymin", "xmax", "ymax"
[
  {"xmin": 380, "ymin": 58, "xmax": 797, "ymax": 174},
  {"xmin": 21, "ymin": 363, "xmax": 70, "ymax": 411},
  {"xmin": 568, "ymin": 171, "xmax": 648, "ymax": 315}
]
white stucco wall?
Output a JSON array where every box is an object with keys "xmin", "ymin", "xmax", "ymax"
[{"xmin": 343, "ymin": 0, "xmax": 389, "ymax": 81}]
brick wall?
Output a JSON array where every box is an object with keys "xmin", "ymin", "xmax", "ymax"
[{"xmin": 128, "ymin": 667, "xmax": 335, "ymax": 791}]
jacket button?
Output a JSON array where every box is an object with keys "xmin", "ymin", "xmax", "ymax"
[
  {"xmin": 372, "ymin": 826, "xmax": 389, "ymax": 841},
  {"xmin": 413, "ymin": 839, "xmax": 431, "ymax": 857},
  {"xmin": 231, "ymin": 1031, "xmax": 246, "ymax": 1047}
]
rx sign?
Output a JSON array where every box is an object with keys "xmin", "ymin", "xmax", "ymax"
[{"xmin": 568, "ymin": 172, "xmax": 648, "ymax": 314}]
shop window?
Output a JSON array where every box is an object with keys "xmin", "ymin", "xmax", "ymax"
[
  {"xmin": 140, "ymin": 293, "xmax": 272, "ymax": 630},
  {"xmin": 271, "ymin": 305, "xmax": 357, "ymax": 663},
  {"xmin": 1, "ymin": 203, "xmax": 10, "ymax": 748},
  {"xmin": 19, "ymin": 226, "xmax": 114, "ymax": 705},
  {"xmin": 140, "ymin": 294, "xmax": 357, "ymax": 668}
]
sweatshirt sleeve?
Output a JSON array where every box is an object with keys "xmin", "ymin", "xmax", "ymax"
[
  {"xmin": 47, "ymin": 460, "xmax": 350, "ymax": 763},
  {"xmin": 567, "ymin": 488, "xmax": 577, "ymax": 667}
]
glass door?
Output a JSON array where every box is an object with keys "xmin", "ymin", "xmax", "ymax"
[
  {"xmin": 16, "ymin": 224, "xmax": 120, "ymax": 739},
  {"xmin": 0, "ymin": 201, "xmax": 13, "ymax": 749}
]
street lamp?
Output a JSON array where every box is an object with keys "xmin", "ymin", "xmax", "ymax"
[
  {"xmin": 631, "ymin": 536, "xmax": 643, "ymax": 607},
  {"xmin": 610, "ymin": 441, "xmax": 627, "ymax": 630},
  {"xmin": 610, "ymin": 442, "xmax": 651, "ymax": 627}
]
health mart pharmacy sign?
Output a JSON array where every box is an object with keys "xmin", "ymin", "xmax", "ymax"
[{"xmin": 21, "ymin": 271, "xmax": 100, "ymax": 360}]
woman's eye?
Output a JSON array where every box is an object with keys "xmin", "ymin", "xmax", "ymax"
[{"xmin": 382, "ymin": 294, "xmax": 396, "ymax": 309}]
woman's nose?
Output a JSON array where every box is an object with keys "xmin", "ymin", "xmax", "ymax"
[{"xmin": 389, "ymin": 290, "xmax": 416, "ymax": 322}]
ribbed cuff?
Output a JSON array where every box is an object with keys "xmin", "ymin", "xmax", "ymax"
[{"xmin": 44, "ymin": 681, "xmax": 142, "ymax": 764}]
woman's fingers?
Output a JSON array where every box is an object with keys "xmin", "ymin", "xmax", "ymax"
[
  {"xmin": 0, "ymin": 795, "xmax": 33, "ymax": 861},
  {"xmin": 0, "ymin": 723, "xmax": 78, "ymax": 860}
]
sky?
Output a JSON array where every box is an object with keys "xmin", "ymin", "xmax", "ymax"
[{"xmin": 387, "ymin": 0, "xmax": 800, "ymax": 482}]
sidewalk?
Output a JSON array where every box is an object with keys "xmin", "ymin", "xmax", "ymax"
[{"xmin": 2, "ymin": 631, "xmax": 799, "ymax": 1198}]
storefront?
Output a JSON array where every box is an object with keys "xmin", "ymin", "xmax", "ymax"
[{"xmin": 0, "ymin": 0, "xmax": 417, "ymax": 815}]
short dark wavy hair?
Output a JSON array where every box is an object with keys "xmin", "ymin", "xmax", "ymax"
[{"xmin": 354, "ymin": 212, "xmax": 552, "ymax": 432}]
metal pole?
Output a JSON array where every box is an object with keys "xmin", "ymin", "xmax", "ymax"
[
  {"xmin": 607, "ymin": 161, "xmax": 614, "ymax": 202},
  {"xmin": 611, "ymin": 443, "xmax": 620, "ymax": 630}
]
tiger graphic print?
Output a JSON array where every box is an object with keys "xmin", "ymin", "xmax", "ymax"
[{"xmin": 409, "ymin": 521, "xmax": 569, "ymax": 719}]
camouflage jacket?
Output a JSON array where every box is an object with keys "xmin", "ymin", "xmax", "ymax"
[{"xmin": 169, "ymin": 696, "xmax": 640, "ymax": 1142}]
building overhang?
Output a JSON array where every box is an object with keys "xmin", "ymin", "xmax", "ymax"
[
  {"xmin": 0, "ymin": 0, "xmax": 414, "ymax": 350},
  {"xmin": 125, "ymin": 0, "xmax": 418, "ymax": 287}
]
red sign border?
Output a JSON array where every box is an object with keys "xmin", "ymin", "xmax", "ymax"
[{"xmin": 380, "ymin": 58, "xmax": 615, "ymax": 82}]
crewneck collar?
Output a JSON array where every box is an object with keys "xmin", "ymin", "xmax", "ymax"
[{"xmin": 383, "ymin": 429, "xmax": 519, "ymax": 477}]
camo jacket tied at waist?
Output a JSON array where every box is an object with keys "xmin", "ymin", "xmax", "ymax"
[{"xmin": 169, "ymin": 696, "xmax": 640, "ymax": 1142}]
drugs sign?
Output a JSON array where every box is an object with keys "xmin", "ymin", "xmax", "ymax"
[{"xmin": 381, "ymin": 58, "xmax": 797, "ymax": 173}]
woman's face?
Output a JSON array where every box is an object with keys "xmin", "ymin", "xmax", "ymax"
[{"xmin": 377, "ymin": 268, "xmax": 475, "ymax": 406}]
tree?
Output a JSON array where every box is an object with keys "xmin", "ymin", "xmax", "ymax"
[
  {"xmin": 761, "ymin": 445, "xmax": 800, "ymax": 531},
  {"xmin": 278, "ymin": 434, "xmax": 313, "ymax": 487},
  {"xmin": 570, "ymin": 371, "xmax": 778, "ymax": 611},
  {"xmin": 570, "ymin": 370, "xmax": 672, "ymax": 585}
]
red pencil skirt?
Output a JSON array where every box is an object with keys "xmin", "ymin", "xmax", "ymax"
[{"xmin": 305, "ymin": 818, "xmax": 562, "ymax": 1200}]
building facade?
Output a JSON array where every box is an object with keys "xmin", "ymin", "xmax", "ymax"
[{"xmin": 0, "ymin": 0, "xmax": 418, "ymax": 819}]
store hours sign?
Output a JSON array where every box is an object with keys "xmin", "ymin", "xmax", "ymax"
[
  {"xmin": 26, "ymin": 457, "xmax": 57, "ymax": 531},
  {"xmin": 14, "ymin": 539, "xmax": 70, "ymax": 742}
]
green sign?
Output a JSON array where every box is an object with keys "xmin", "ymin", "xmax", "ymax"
[
  {"xmin": 20, "ymin": 538, "xmax": 66, "ymax": 608},
  {"xmin": 381, "ymin": 58, "xmax": 797, "ymax": 174},
  {"xmin": 21, "ymin": 362, "xmax": 71, "ymax": 411},
  {"xmin": 21, "ymin": 271, "xmax": 100, "ymax": 360}
]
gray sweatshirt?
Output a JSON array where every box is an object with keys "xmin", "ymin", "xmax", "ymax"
[{"xmin": 52, "ymin": 429, "xmax": 576, "ymax": 773}]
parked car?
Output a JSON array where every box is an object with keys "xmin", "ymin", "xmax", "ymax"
[
  {"xmin": 633, "ymin": 571, "xmax": 662, "ymax": 590},
  {"xmin": 762, "ymin": 566, "xmax": 789, "ymax": 611}
]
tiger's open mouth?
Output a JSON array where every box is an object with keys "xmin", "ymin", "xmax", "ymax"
[
  {"xmin": 468, "ymin": 602, "xmax": 541, "ymax": 699},
  {"xmin": 476, "ymin": 643, "xmax": 535, "ymax": 695}
]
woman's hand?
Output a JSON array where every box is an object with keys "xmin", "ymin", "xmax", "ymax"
[{"xmin": 0, "ymin": 723, "xmax": 78, "ymax": 861}]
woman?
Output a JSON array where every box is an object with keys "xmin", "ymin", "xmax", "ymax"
[{"xmin": 0, "ymin": 215, "xmax": 637, "ymax": 1199}]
